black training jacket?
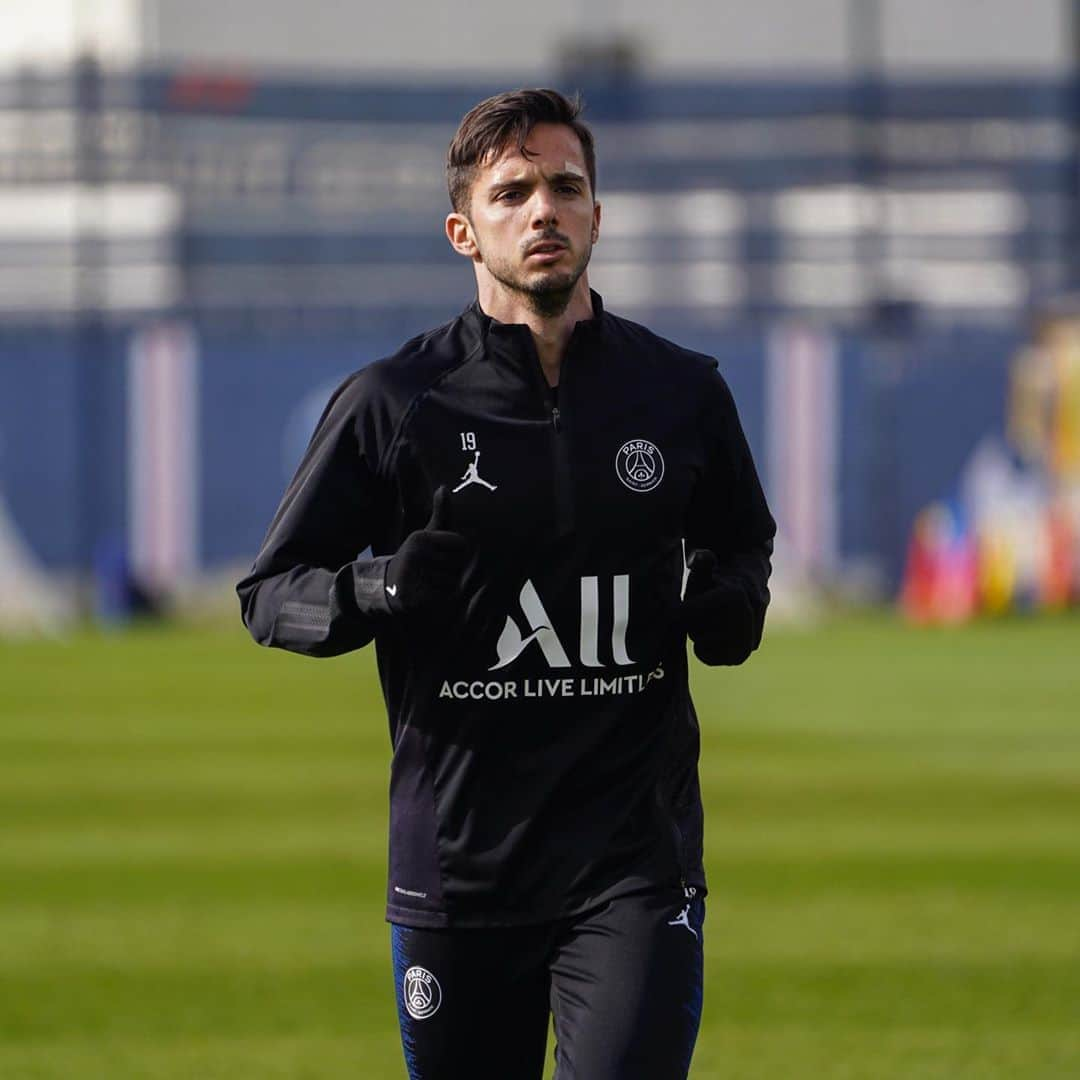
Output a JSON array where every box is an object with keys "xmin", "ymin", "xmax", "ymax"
[{"xmin": 237, "ymin": 292, "xmax": 775, "ymax": 929}]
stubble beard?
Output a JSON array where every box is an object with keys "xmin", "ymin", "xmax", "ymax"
[{"xmin": 482, "ymin": 237, "xmax": 593, "ymax": 318}]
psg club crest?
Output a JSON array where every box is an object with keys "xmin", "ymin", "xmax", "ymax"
[
  {"xmin": 616, "ymin": 439, "xmax": 665, "ymax": 493},
  {"xmin": 403, "ymin": 965, "xmax": 442, "ymax": 1020}
]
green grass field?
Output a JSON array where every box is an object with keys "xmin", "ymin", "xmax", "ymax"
[{"xmin": 2, "ymin": 611, "xmax": 1079, "ymax": 1078}]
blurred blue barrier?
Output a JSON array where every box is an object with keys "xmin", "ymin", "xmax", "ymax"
[{"xmin": 0, "ymin": 315, "xmax": 1019, "ymax": 591}]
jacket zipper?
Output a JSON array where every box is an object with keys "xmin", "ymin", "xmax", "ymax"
[{"xmin": 548, "ymin": 396, "xmax": 574, "ymax": 532}]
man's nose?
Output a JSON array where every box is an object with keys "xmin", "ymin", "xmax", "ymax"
[{"xmin": 529, "ymin": 186, "xmax": 558, "ymax": 226}]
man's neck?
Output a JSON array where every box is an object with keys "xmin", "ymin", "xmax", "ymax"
[{"xmin": 477, "ymin": 277, "xmax": 594, "ymax": 387}]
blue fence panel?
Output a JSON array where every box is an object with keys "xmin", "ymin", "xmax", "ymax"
[
  {"xmin": 0, "ymin": 329, "xmax": 127, "ymax": 571},
  {"xmin": 839, "ymin": 326, "xmax": 1017, "ymax": 584}
]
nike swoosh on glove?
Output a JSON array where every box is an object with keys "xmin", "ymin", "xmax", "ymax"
[
  {"xmin": 681, "ymin": 548, "xmax": 756, "ymax": 666},
  {"xmin": 383, "ymin": 486, "xmax": 471, "ymax": 616}
]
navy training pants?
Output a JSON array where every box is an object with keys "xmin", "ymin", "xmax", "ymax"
[{"xmin": 391, "ymin": 885, "xmax": 705, "ymax": 1079}]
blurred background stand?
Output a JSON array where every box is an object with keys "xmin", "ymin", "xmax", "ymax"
[{"xmin": 0, "ymin": 0, "xmax": 1079, "ymax": 629}]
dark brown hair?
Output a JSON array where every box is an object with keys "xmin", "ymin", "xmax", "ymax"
[{"xmin": 446, "ymin": 88, "xmax": 596, "ymax": 214}]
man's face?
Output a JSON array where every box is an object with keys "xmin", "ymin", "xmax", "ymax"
[{"xmin": 447, "ymin": 123, "xmax": 601, "ymax": 315}]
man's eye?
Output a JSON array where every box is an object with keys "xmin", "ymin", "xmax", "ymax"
[
  {"xmin": 558, "ymin": 185, "xmax": 582, "ymax": 195},
  {"xmin": 497, "ymin": 190, "xmax": 523, "ymax": 201}
]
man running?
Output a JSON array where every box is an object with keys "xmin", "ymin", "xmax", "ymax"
[{"xmin": 238, "ymin": 88, "xmax": 775, "ymax": 1079}]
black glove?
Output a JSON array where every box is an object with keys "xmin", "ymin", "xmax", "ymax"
[
  {"xmin": 384, "ymin": 487, "xmax": 471, "ymax": 616},
  {"xmin": 681, "ymin": 548, "xmax": 755, "ymax": 665}
]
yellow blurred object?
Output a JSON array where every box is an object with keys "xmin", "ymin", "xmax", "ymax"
[
  {"xmin": 1012, "ymin": 317, "xmax": 1080, "ymax": 481},
  {"xmin": 1046, "ymin": 323, "xmax": 1080, "ymax": 480},
  {"xmin": 1008, "ymin": 345, "xmax": 1052, "ymax": 468},
  {"xmin": 977, "ymin": 527, "xmax": 1015, "ymax": 615}
]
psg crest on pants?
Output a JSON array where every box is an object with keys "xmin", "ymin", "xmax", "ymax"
[
  {"xmin": 403, "ymin": 965, "xmax": 442, "ymax": 1020},
  {"xmin": 617, "ymin": 439, "xmax": 665, "ymax": 493}
]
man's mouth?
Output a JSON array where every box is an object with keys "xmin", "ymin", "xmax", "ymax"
[{"xmin": 525, "ymin": 242, "xmax": 568, "ymax": 260}]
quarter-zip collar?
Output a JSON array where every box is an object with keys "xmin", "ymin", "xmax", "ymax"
[
  {"xmin": 460, "ymin": 290, "xmax": 606, "ymax": 388},
  {"xmin": 463, "ymin": 288, "xmax": 605, "ymax": 333}
]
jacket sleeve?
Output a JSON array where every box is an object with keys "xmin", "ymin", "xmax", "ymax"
[
  {"xmin": 683, "ymin": 368, "xmax": 777, "ymax": 665},
  {"xmin": 236, "ymin": 374, "xmax": 395, "ymax": 658}
]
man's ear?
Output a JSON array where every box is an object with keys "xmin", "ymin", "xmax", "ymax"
[
  {"xmin": 591, "ymin": 200, "xmax": 601, "ymax": 245},
  {"xmin": 446, "ymin": 212, "xmax": 478, "ymax": 258}
]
